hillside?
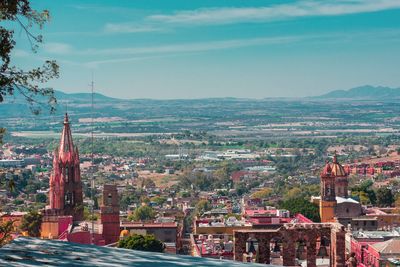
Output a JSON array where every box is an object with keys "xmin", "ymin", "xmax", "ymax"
[{"xmin": 317, "ymin": 85, "xmax": 400, "ymax": 100}]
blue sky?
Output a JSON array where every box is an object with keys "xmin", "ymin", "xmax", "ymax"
[{"xmin": 10, "ymin": 0, "xmax": 400, "ymax": 99}]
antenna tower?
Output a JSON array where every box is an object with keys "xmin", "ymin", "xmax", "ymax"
[{"xmin": 90, "ymin": 75, "xmax": 95, "ymax": 245}]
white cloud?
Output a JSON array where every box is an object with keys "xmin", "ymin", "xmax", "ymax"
[
  {"xmin": 43, "ymin": 42, "xmax": 73, "ymax": 54},
  {"xmin": 80, "ymin": 36, "xmax": 301, "ymax": 57},
  {"xmin": 79, "ymin": 36, "xmax": 303, "ymax": 67},
  {"xmin": 148, "ymin": 0, "xmax": 400, "ymax": 25},
  {"xmin": 84, "ymin": 53, "xmax": 190, "ymax": 68},
  {"xmin": 104, "ymin": 23, "xmax": 161, "ymax": 34},
  {"xmin": 12, "ymin": 49, "xmax": 31, "ymax": 58}
]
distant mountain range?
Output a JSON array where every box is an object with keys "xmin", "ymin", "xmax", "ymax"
[
  {"xmin": 53, "ymin": 85, "xmax": 400, "ymax": 101},
  {"xmin": 54, "ymin": 90, "xmax": 119, "ymax": 102},
  {"xmin": 2, "ymin": 85, "xmax": 399, "ymax": 119},
  {"xmin": 316, "ymin": 85, "xmax": 400, "ymax": 100}
]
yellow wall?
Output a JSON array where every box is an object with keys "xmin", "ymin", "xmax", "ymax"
[
  {"xmin": 320, "ymin": 200, "xmax": 336, "ymax": 223},
  {"xmin": 40, "ymin": 221, "xmax": 59, "ymax": 239},
  {"xmin": 376, "ymin": 214, "xmax": 400, "ymax": 227}
]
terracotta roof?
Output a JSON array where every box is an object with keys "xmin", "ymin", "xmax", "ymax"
[
  {"xmin": 120, "ymin": 222, "xmax": 177, "ymax": 228},
  {"xmin": 371, "ymin": 238, "xmax": 400, "ymax": 254}
]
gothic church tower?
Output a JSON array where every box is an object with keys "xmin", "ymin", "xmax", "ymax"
[{"xmin": 49, "ymin": 113, "xmax": 83, "ymax": 221}]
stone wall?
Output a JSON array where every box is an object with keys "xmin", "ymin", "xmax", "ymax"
[{"xmin": 233, "ymin": 223, "xmax": 346, "ymax": 267}]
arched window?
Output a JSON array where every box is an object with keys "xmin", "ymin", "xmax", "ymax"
[
  {"xmin": 107, "ymin": 193, "xmax": 112, "ymax": 205},
  {"xmin": 71, "ymin": 166, "xmax": 74, "ymax": 182},
  {"xmin": 65, "ymin": 191, "xmax": 72, "ymax": 205},
  {"xmin": 65, "ymin": 166, "xmax": 69, "ymax": 183}
]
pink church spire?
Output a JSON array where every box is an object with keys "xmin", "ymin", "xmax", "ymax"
[
  {"xmin": 59, "ymin": 113, "xmax": 75, "ymax": 159},
  {"xmin": 48, "ymin": 113, "xmax": 83, "ymax": 221}
]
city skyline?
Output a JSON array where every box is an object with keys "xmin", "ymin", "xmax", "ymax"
[{"xmin": 11, "ymin": 0, "xmax": 400, "ymax": 99}]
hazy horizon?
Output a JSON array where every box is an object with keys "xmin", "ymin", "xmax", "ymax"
[{"xmin": 11, "ymin": 0, "xmax": 400, "ymax": 99}]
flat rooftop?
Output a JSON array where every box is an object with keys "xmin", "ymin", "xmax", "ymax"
[{"xmin": 0, "ymin": 237, "xmax": 279, "ymax": 267}]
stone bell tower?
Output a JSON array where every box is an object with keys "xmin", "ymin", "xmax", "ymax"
[
  {"xmin": 100, "ymin": 184, "xmax": 120, "ymax": 244},
  {"xmin": 320, "ymin": 161, "xmax": 336, "ymax": 223}
]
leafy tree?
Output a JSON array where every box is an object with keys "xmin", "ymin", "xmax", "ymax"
[
  {"xmin": 217, "ymin": 190, "xmax": 228, "ymax": 196},
  {"xmin": 351, "ymin": 180, "xmax": 376, "ymax": 205},
  {"xmin": 195, "ymin": 199, "xmax": 211, "ymax": 216},
  {"xmin": 0, "ymin": 1, "xmax": 59, "ymax": 145},
  {"xmin": 120, "ymin": 193, "xmax": 137, "ymax": 210},
  {"xmin": 0, "ymin": 221, "xmax": 14, "ymax": 247},
  {"xmin": 376, "ymin": 187, "xmax": 394, "ymax": 207},
  {"xmin": 118, "ymin": 234, "xmax": 165, "ymax": 252},
  {"xmin": 0, "ymin": 128, "xmax": 5, "ymax": 145},
  {"xmin": 83, "ymin": 206, "xmax": 98, "ymax": 221},
  {"xmin": 283, "ymin": 188, "xmax": 303, "ymax": 200},
  {"xmin": 20, "ymin": 210, "xmax": 43, "ymax": 237},
  {"xmin": 180, "ymin": 191, "xmax": 190, "ymax": 198},
  {"xmin": 150, "ymin": 196, "xmax": 167, "ymax": 206},
  {"xmin": 213, "ymin": 163, "xmax": 232, "ymax": 188},
  {"xmin": 279, "ymin": 197, "xmax": 320, "ymax": 222},
  {"xmin": 251, "ymin": 188, "xmax": 273, "ymax": 199},
  {"xmin": 193, "ymin": 172, "xmax": 212, "ymax": 191},
  {"xmin": 35, "ymin": 193, "xmax": 47, "ymax": 203},
  {"xmin": 128, "ymin": 205, "xmax": 156, "ymax": 222},
  {"xmin": 235, "ymin": 182, "xmax": 248, "ymax": 196},
  {"xmin": 0, "ymin": 1, "xmax": 59, "ymax": 110}
]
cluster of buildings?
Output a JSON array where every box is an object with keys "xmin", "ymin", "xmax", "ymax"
[
  {"xmin": 344, "ymin": 161, "xmax": 400, "ymax": 178},
  {"xmin": 4, "ymin": 113, "xmax": 400, "ymax": 267}
]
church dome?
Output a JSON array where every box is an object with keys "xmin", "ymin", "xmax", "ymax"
[
  {"xmin": 330, "ymin": 155, "xmax": 347, "ymax": 177},
  {"xmin": 120, "ymin": 229, "xmax": 129, "ymax": 238}
]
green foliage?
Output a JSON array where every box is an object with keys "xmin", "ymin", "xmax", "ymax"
[
  {"xmin": 195, "ymin": 199, "xmax": 211, "ymax": 216},
  {"xmin": 118, "ymin": 234, "xmax": 165, "ymax": 252},
  {"xmin": 128, "ymin": 205, "xmax": 156, "ymax": 222},
  {"xmin": 20, "ymin": 210, "xmax": 43, "ymax": 237},
  {"xmin": 0, "ymin": 0, "xmax": 59, "ymax": 113},
  {"xmin": 217, "ymin": 190, "xmax": 228, "ymax": 196},
  {"xmin": 251, "ymin": 188, "xmax": 273, "ymax": 199},
  {"xmin": 0, "ymin": 128, "xmax": 5, "ymax": 145},
  {"xmin": 376, "ymin": 187, "xmax": 394, "ymax": 207},
  {"xmin": 35, "ymin": 193, "xmax": 47, "ymax": 203},
  {"xmin": 351, "ymin": 180, "xmax": 376, "ymax": 205},
  {"xmin": 119, "ymin": 190, "xmax": 140, "ymax": 211},
  {"xmin": 177, "ymin": 162, "xmax": 238, "ymax": 192},
  {"xmin": 83, "ymin": 206, "xmax": 98, "ymax": 221},
  {"xmin": 235, "ymin": 182, "xmax": 249, "ymax": 196},
  {"xmin": 150, "ymin": 196, "xmax": 167, "ymax": 206},
  {"xmin": 279, "ymin": 197, "xmax": 320, "ymax": 222},
  {"xmin": 180, "ymin": 191, "xmax": 190, "ymax": 198},
  {"xmin": 0, "ymin": 221, "xmax": 14, "ymax": 247},
  {"xmin": 13, "ymin": 199, "xmax": 24, "ymax": 205}
]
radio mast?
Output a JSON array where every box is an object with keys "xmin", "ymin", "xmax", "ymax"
[{"xmin": 90, "ymin": 75, "xmax": 95, "ymax": 245}]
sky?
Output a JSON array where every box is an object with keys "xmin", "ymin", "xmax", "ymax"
[{"xmin": 10, "ymin": 0, "xmax": 400, "ymax": 99}]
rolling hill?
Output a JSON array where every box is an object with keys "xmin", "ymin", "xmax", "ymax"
[{"xmin": 317, "ymin": 85, "xmax": 400, "ymax": 100}]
